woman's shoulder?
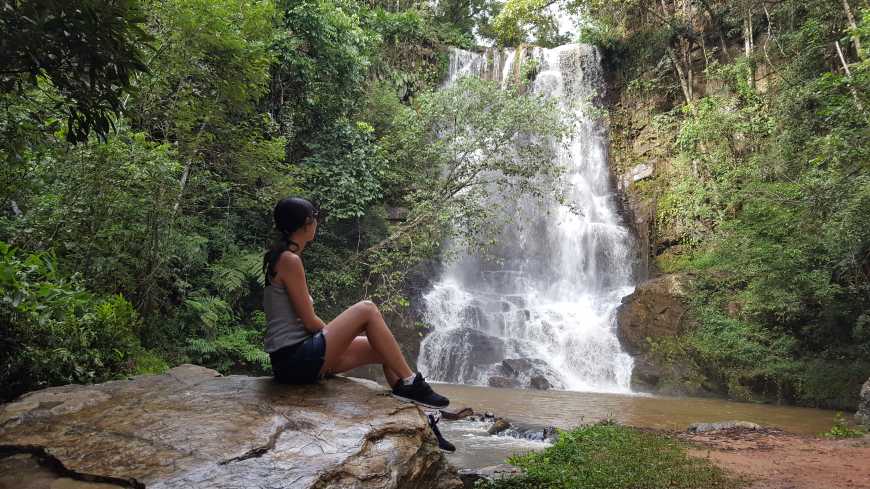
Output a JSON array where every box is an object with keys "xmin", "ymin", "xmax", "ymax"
[
  {"xmin": 275, "ymin": 250, "xmax": 304, "ymax": 275},
  {"xmin": 276, "ymin": 250, "xmax": 303, "ymax": 265}
]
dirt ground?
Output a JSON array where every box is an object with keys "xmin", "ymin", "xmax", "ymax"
[{"xmin": 679, "ymin": 428, "xmax": 870, "ymax": 489}]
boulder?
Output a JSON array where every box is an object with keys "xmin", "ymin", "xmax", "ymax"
[
  {"xmin": 629, "ymin": 355, "xmax": 662, "ymax": 390},
  {"xmin": 487, "ymin": 419, "xmax": 511, "ymax": 435},
  {"xmin": 616, "ymin": 273, "xmax": 693, "ymax": 356},
  {"xmin": 529, "ymin": 375, "xmax": 551, "ymax": 391},
  {"xmin": 500, "ymin": 358, "xmax": 541, "ymax": 377},
  {"xmin": 0, "ymin": 365, "xmax": 461, "ymax": 489},
  {"xmin": 386, "ymin": 206, "xmax": 410, "ymax": 221},
  {"xmin": 857, "ymin": 378, "xmax": 870, "ymax": 427},
  {"xmin": 615, "ymin": 274, "xmax": 716, "ymax": 396},
  {"xmin": 491, "ymin": 358, "xmax": 563, "ymax": 391},
  {"xmin": 419, "ymin": 328, "xmax": 508, "ymax": 382},
  {"xmin": 0, "ymin": 453, "xmax": 123, "ymax": 489},
  {"xmin": 500, "ymin": 422, "xmax": 559, "ymax": 443},
  {"xmin": 619, "ymin": 187, "xmax": 656, "ymax": 280}
]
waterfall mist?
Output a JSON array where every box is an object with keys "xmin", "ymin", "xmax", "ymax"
[{"xmin": 417, "ymin": 44, "xmax": 636, "ymax": 393}]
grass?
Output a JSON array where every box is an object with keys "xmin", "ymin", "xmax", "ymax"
[{"xmin": 480, "ymin": 423, "xmax": 741, "ymax": 489}]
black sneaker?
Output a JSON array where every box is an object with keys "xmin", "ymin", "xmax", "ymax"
[
  {"xmin": 391, "ymin": 373, "xmax": 449, "ymax": 409},
  {"xmin": 427, "ymin": 413, "xmax": 455, "ymax": 453}
]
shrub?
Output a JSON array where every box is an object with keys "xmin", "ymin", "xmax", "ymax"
[
  {"xmin": 822, "ymin": 412, "xmax": 867, "ymax": 439},
  {"xmin": 0, "ymin": 242, "xmax": 145, "ymax": 401}
]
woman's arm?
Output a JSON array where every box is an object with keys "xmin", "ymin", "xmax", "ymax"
[{"xmin": 274, "ymin": 251, "xmax": 327, "ymax": 333}]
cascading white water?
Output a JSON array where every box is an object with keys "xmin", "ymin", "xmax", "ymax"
[{"xmin": 418, "ymin": 44, "xmax": 636, "ymax": 393}]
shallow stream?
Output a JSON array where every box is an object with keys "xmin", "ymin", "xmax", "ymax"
[{"xmin": 435, "ymin": 383, "xmax": 840, "ymax": 468}]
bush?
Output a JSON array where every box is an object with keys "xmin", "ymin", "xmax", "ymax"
[
  {"xmin": 482, "ymin": 424, "xmax": 740, "ymax": 489},
  {"xmin": 0, "ymin": 242, "xmax": 145, "ymax": 401},
  {"xmin": 822, "ymin": 412, "xmax": 866, "ymax": 439}
]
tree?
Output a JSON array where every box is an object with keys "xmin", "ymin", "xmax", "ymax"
[
  {"xmin": 367, "ymin": 77, "xmax": 570, "ymax": 306},
  {"xmin": 0, "ymin": 0, "xmax": 150, "ymax": 143},
  {"xmin": 491, "ymin": 0, "xmax": 571, "ymax": 46}
]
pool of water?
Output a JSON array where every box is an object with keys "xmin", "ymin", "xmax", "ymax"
[{"xmin": 434, "ymin": 383, "xmax": 841, "ymax": 469}]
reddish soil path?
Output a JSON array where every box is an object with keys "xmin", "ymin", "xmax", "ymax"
[{"xmin": 680, "ymin": 428, "xmax": 870, "ymax": 489}]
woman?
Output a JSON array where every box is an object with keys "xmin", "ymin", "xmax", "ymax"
[{"xmin": 262, "ymin": 197, "xmax": 449, "ymax": 409}]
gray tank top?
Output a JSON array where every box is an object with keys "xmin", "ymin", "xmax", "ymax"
[{"xmin": 263, "ymin": 284, "xmax": 310, "ymax": 353}]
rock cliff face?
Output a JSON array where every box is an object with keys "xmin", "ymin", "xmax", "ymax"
[
  {"xmin": 616, "ymin": 273, "xmax": 715, "ymax": 396},
  {"xmin": 0, "ymin": 365, "xmax": 462, "ymax": 489},
  {"xmin": 617, "ymin": 273, "xmax": 693, "ymax": 356}
]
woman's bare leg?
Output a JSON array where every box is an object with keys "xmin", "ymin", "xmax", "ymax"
[
  {"xmin": 320, "ymin": 300, "xmax": 413, "ymax": 382},
  {"xmin": 324, "ymin": 337, "xmax": 401, "ymax": 386}
]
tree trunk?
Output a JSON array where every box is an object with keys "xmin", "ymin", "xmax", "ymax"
[
  {"xmin": 835, "ymin": 40, "xmax": 865, "ymax": 111},
  {"xmin": 744, "ymin": 7, "xmax": 755, "ymax": 87},
  {"xmin": 842, "ymin": 0, "xmax": 864, "ymax": 59},
  {"xmin": 667, "ymin": 46, "xmax": 693, "ymax": 105}
]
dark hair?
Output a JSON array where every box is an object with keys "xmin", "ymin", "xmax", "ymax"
[{"xmin": 263, "ymin": 197, "xmax": 318, "ymax": 286}]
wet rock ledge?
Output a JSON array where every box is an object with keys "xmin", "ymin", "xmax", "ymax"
[{"xmin": 0, "ymin": 365, "xmax": 462, "ymax": 489}]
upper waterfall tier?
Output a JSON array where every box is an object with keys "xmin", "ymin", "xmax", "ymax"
[{"xmin": 418, "ymin": 44, "xmax": 636, "ymax": 393}]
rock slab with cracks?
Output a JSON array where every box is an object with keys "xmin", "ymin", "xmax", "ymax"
[{"xmin": 0, "ymin": 364, "xmax": 462, "ymax": 489}]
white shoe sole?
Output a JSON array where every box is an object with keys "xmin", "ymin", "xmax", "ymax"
[{"xmin": 390, "ymin": 393, "xmax": 449, "ymax": 410}]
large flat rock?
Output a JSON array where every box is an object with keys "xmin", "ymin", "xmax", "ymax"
[{"xmin": 0, "ymin": 365, "xmax": 461, "ymax": 489}]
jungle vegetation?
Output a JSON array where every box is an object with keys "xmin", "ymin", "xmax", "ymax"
[
  {"xmin": 1, "ymin": 0, "xmax": 868, "ymax": 411},
  {"xmin": 0, "ymin": 0, "xmax": 566, "ymax": 400}
]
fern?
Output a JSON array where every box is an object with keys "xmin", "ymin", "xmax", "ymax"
[
  {"xmin": 186, "ymin": 327, "xmax": 270, "ymax": 374},
  {"xmin": 183, "ymin": 295, "xmax": 234, "ymax": 335},
  {"xmin": 209, "ymin": 251, "xmax": 263, "ymax": 299}
]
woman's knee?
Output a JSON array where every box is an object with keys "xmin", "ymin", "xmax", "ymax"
[{"xmin": 355, "ymin": 300, "xmax": 380, "ymax": 318}]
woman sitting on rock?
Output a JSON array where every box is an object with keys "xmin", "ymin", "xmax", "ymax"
[{"xmin": 262, "ymin": 197, "xmax": 449, "ymax": 409}]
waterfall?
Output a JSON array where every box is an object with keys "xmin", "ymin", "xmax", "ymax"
[{"xmin": 417, "ymin": 44, "xmax": 636, "ymax": 393}]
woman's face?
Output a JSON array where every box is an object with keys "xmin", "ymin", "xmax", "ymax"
[{"xmin": 304, "ymin": 216, "xmax": 318, "ymax": 242}]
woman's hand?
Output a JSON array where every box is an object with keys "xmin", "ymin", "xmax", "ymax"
[{"xmin": 275, "ymin": 251, "xmax": 326, "ymax": 333}]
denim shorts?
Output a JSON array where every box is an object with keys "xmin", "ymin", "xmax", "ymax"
[{"xmin": 270, "ymin": 331, "xmax": 327, "ymax": 384}]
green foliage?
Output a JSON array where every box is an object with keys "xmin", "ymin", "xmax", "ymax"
[
  {"xmin": 433, "ymin": 0, "xmax": 497, "ymax": 46},
  {"xmin": 822, "ymin": 412, "xmax": 867, "ymax": 439},
  {"xmin": 131, "ymin": 350, "xmax": 169, "ymax": 375},
  {"xmin": 186, "ymin": 328, "xmax": 271, "ymax": 375},
  {"xmin": 482, "ymin": 424, "xmax": 739, "ymax": 489},
  {"xmin": 0, "ymin": 0, "xmax": 525, "ymax": 402},
  {"xmin": 620, "ymin": 4, "xmax": 870, "ymax": 408},
  {"xmin": 0, "ymin": 0, "xmax": 151, "ymax": 143},
  {"xmin": 272, "ymin": 0, "xmax": 376, "ymax": 155},
  {"xmin": 491, "ymin": 0, "xmax": 571, "ymax": 46},
  {"xmin": 365, "ymin": 8, "xmax": 452, "ymax": 97},
  {"xmin": 134, "ymin": 0, "xmax": 282, "ymax": 175},
  {"xmin": 2, "ymin": 131, "xmax": 192, "ymax": 317},
  {"xmin": 0, "ymin": 242, "xmax": 144, "ymax": 400},
  {"xmin": 370, "ymin": 77, "xmax": 569, "ymax": 307},
  {"xmin": 299, "ymin": 120, "xmax": 387, "ymax": 220},
  {"xmin": 384, "ymin": 76, "xmax": 568, "ymax": 246},
  {"xmin": 519, "ymin": 57, "xmax": 540, "ymax": 86},
  {"xmin": 182, "ymin": 294, "xmax": 270, "ymax": 374},
  {"xmin": 678, "ymin": 302, "xmax": 800, "ymax": 402}
]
